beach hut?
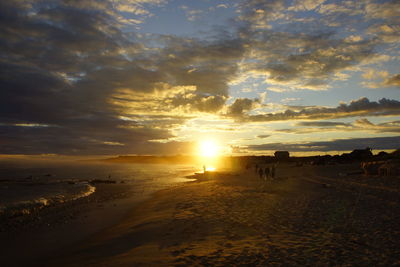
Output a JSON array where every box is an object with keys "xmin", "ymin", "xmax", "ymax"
[
  {"xmin": 378, "ymin": 160, "xmax": 400, "ymax": 176},
  {"xmin": 350, "ymin": 147, "xmax": 373, "ymax": 160},
  {"xmin": 274, "ymin": 151, "xmax": 290, "ymax": 160},
  {"xmin": 361, "ymin": 161, "xmax": 385, "ymax": 175}
]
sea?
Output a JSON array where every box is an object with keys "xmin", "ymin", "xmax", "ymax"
[{"xmin": 0, "ymin": 159, "xmax": 199, "ymax": 217}]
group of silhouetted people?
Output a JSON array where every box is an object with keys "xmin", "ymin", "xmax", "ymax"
[{"xmin": 254, "ymin": 164, "xmax": 275, "ymax": 181}]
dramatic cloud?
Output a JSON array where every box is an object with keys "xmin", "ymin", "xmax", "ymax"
[
  {"xmin": 0, "ymin": 0, "xmax": 244, "ymax": 154},
  {"xmin": 245, "ymin": 32, "xmax": 376, "ymax": 90},
  {"xmin": 365, "ymin": 0, "xmax": 400, "ymax": 20},
  {"xmin": 362, "ymin": 70, "xmax": 400, "ymax": 88},
  {"xmin": 257, "ymin": 135, "xmax": 271, "ymax": 139},
  {"xmin": 276, "ymin": 119, "xmax": 400, "ymax": 134},
  {"xmin": 231, "ymin": 0, "xmax": 400, "ymax": 91},
  {"xmin": 290, "ymin": 0, "xmax": 325, "ymax": 11},
  {"xmin": 0, "ymin": 0, "xmax": 398, "ymax": 155},
  {"xmin": 353, "ymin": 118, "xmax": 400, "ymax": 133},
  {"xmin": 247, "ymin": 136, "xmax": 400, "ymax": 153},
  {"xmin": 384, "ymin": 74, "xmax": 400, "ymax": 87},
  {"xmin": 297, "ymin": 121, "xmax": 350, "ymax": 127},
  {"xmin": 228, "ymin": 97, "xmax": 400, "ymax": 122},
  {"xmin": 227, "ymin": 98, "xmax": 261, "ymax": 117}
]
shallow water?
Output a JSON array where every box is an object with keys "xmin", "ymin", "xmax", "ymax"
[{"xmin": 0, "ymin": 160, "xmax": 199, "ymax": 216}]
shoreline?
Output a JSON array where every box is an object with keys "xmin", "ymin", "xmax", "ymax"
[
  {"xmin": 46, "ymin": 163, "xmax": 400, "ymax": 266},
  {"xmin": 0, "ymin": 165, "xmax": 200, "ymax": 267},
  {"xmin": 3, "ymin": 163, "xmax": 400, "ymax": 266},
  {"xmin": 0, "ymin": 180, "xmax": 170, "ymax": 266},
  {"xmin": 0, "ymin": 163, "xmax": 199, "ymax": 266}
]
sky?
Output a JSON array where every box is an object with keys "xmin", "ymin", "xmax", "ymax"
[{"xmin": 0, "ymin": 0, "xmax": 399, "ymax": 156}]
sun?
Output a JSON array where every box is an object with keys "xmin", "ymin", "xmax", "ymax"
[{"xmin": 199, "ymin": 139, "xmax": 219, "ymax": 158}]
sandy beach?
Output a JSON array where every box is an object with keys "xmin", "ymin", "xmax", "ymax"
[
  {"xmin": 2, "ymin": 0, "xmax": 400, "ymax": 265},
  {"xmin": 0, "ymin": 182, "xmax": 143, "ymax": 267},
  {"xmin": 16, "ymin": 163, "xmax": 396, "ymax": 266}
]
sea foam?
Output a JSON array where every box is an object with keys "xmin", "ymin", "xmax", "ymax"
[{"xmin": 0, "ymin": 181, "xmax": 96, "ymax": 217}]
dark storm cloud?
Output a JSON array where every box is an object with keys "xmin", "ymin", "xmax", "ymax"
[
  {"xmin": 228, "ymin": 97, "xmax": 400, "ymax": 122},
  {"xmin": 0, "ymin": 0, "xmax": 244, "ymax": 154},
  {"xmin": 156, "ymin": 36, "xmax": 245, "ymax": 111},
  {"xmin": 247, "ymin": 136, "xmax": 400, "ymax": 152},
  {"xmin": 0, "ymin": 123, "xmax": 174, "ymax": 155},
  {"xmin": 0, "ymin": 0, "xmax": 399, "ymax": 155},
  {"xmin": 0, "ymin": 1, "xmax": 154, "ymax": 155}
]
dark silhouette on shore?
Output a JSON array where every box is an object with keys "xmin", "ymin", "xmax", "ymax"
[{"xmin": 99, "ymin": 148, "xmax": 399, "ymax": 176}]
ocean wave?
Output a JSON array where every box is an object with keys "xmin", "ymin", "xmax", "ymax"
[{"xmin": 0, "ymin": 181, "xmax": 96, "ymax": 218}]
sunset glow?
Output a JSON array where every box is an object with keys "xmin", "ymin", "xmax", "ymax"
[
  {"xmin": 199, "ymin": 140, "xmax": 219, "ymax": 158},
  {"xmin": 2, "ymin": 1, "xmax": 400, "ymax": 266},
  {"xmin": 205, "ymin": 166, "xmax": 216, "ymax": 172},
  {"xmin": 0, "ymin": 0, "xmax": 399, "ymax": 156}
]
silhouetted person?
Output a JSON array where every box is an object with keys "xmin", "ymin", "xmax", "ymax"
[
  {"xmin": 258, "ymin": 168, "xmax": 264, "ymax": 179},
  {"xmin": 265, "ymin": 167, "xmax": 270, "ymax": 180},
  {"xmin": 271, "ymin": 165, "xmax": 276, "ymax": 179},
  {"xmin": 203, "ymin": 165, "xmax": 206, "ymax": 173}
]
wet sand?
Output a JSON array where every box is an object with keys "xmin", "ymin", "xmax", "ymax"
[
  {"xmin": 0, "ymin": 183, "xmax": 141, "ymax": 267},
  {"xmin": 41, "ymin": 163, "xmax": 400, "ymax": 266}
]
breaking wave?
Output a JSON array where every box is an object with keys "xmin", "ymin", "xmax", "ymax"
[{"xmin": 0, "ymin": 181, "xmax": 96, "ymax": 217}]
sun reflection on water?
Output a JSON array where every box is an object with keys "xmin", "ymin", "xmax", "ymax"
[{"xmin": 205, "ymin": 166, "xmax": 216, "ymax": 172}]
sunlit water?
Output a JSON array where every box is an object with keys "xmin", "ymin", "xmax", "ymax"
[{"xmin": 0, "ymin": 160, "xmax": 199, "ymax": 216}]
